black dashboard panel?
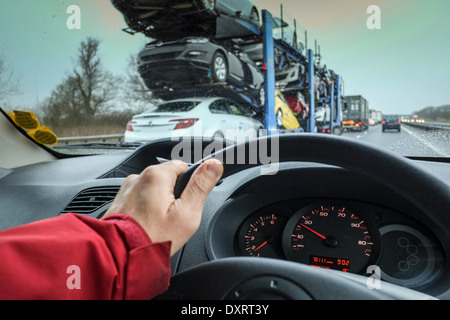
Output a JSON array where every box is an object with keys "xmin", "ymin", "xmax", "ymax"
[
  {"xmin": 203, "ymin": 164, "xmax": 448, "ymax": 295},
  {"xmin": 0, "ymin": 140, "xmax": 450, "ymax": 298},
  {"xmin": 208, "ymin": 196, "xmax": 443, "ymax": 289}
]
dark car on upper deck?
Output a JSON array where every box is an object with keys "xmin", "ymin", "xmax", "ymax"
[{"xmin": 138, "ymin": 37, "xmax": 265, "ymax": 105}]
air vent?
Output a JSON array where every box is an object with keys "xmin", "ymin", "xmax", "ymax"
[{"xmin": 62, "ymin": 186, "xmax": 120, "ymax": 214}]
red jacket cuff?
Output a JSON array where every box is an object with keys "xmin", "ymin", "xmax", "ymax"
[{"xmin": 101, "ymin": 213, "xmax": 172, "ymax": 299}]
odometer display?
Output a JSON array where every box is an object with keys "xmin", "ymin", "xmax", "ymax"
[
  {"xmin": 283, "ymin": 203, "xmax": 376, "ymax": 273},
  {"xmin": 309, "ymin": 255, "xmax": 351, "ymax": 272}
]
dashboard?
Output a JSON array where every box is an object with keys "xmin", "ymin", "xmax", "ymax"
[
  {"xmin": 208, "ymin": 196, "xmax": 444, "ymax": 289},
  {"xmin": 197, "ymin": 159, "xmax": 450, "ymax": 297},
  {"xmin": 1, "ymin": 137, "xmax": 450, "ymax": 298}
]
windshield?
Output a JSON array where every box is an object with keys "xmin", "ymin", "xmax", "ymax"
[{"xmin": 1, "ymin": 0, "xmax": 449, "ymax": 158}]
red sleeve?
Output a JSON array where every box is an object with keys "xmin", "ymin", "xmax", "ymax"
[{"xmin": 0, "ymin": 213, "xmax": 171, "ymax": 300}]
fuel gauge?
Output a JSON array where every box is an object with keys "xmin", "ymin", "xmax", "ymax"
[{"xmin": 236, "ymin": 213, "xmax": 288, "ymax": 258}]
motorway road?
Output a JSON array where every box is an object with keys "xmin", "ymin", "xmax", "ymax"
[{"xmin": 341, "ymin": 124, "xmax": 450, "ymax": 158}]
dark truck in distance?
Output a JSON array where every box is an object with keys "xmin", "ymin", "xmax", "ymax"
[{"xmin": 342, "ymin": 95, "xmax": 369, "ymax": 131}]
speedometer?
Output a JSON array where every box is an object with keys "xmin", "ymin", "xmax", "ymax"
[{"xmin": 282, "ymin": 203, "xmax": 379, "ymax": 274}]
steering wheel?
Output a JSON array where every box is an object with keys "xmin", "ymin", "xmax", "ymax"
[{"xmin": 162, "ymin": 134, "xmax": 449, "ymax": 299}]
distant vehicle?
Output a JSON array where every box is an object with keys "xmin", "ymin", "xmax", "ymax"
[
  {"xmin": 411, "ymin": 115, "xmax": 425, "ymax": 123},
  {"xmin": 382, "ymin": 115, "xmax": 401, "ymax": 132},
  {"xmin": 138, "ymin": 37, "xmax": 265, "ymax": 105},
  {"xmin": 376, "ymin": 110, "xmax": 383, "ymax": 124},
  {"xmin": 369, "ymin": 109, "xmax": 377, "ymax": 126},
  {"xmin": 124, "ymin": 97, "xmax": 263, "ymax": 143},
  {"xmin": 343, "ymin": 95, "xmax": 369, "ymax": 131},
  {"xmin": 275, "ymin": 90, "xmax": 300, "ymax": 130},
  {"xmin": 111, "ymin": 0, "xmax": 260, "ymax": 40}
]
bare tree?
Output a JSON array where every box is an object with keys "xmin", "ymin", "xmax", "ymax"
[
  {"xmin": 72, "ymin": 37, "xmax": 117, "ymax": 118},
  {"xmin": 41, "ymin": 37, "xmax": 118, "ymax": 126},
  {"xmin": 41, "ymin": 75, "xmax": 80, "ymax": 126}
]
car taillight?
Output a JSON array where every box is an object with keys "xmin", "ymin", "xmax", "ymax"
[
  {"xmin": 126, "ymin": 121, "xmax": 136, "ymax": 131},
  {"xmin": 382, "ymin": 120, "xmax": 385, "ymax": 125},
  {"xmin": 170, "ymin": 118, "xmax": 199, "ymax": 130},
  {"xmin": 398, "ymin": 120, "xmax": 401, "ymax": 124}
]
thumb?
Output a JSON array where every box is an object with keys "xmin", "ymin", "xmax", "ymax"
[{"xmin": 178, "ymin": 159, "xmax": 223, "ymax": 213}]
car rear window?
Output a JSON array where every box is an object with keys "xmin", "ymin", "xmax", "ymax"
[
  {"xmin": 384, "ymin": 116, "xmax": 399, "ymax": 121},
  {"xmin": 154, "ymin": 101, "xmax": 200, "ymax": 112}
]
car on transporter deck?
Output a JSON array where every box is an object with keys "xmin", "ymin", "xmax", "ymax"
[
  {"xmin": 111, "ymin": 0, "xmax": 260, "ymax": 39},
  {"xmin": 138, "ymin": 37, "xmax": 265, "ymax": 105}
]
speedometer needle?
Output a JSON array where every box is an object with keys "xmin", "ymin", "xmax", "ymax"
[
  {"xmin": 300, "ymin": 224, "xmax": 327, "ymax": 240},
  {"xmin": 254, "ymin": 241, "xmax": 268, "ymax": 251}
]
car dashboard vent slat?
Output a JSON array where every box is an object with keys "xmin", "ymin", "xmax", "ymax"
[{"xmin": 61, "ymin": 186, "xmax": 120, "ymax": 214}]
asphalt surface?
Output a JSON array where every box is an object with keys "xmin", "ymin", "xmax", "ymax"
[{"xmin": 342, "ymin": 124, "xmax": 450, "ymax": 158}]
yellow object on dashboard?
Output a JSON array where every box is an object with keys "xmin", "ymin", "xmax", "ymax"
[
  {"xmin": 8, "ymin": 110, "xmax": 40, "ymax": 129},
  {"xmin": 8, "ymin": 110, "xmax": 58, "ymax": 146},
  {"xmin": 28, "ymin": 126, "xmax": 58, "ymax": 146}
]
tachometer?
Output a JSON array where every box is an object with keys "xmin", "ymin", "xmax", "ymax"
[
  {"xmin": 282, "ymin": 203, "xmax": 378, "ymax": 273},
  {"xmin": 236, "ymin": 213, "xmax": 288, "ymax": 258}
]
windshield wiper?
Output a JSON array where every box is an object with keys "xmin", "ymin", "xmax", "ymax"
[{"xmin": 53, "ymin": 142, "xmax": 143, "ymax": 150}]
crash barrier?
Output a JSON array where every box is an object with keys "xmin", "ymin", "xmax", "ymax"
[
  {"xmin": 403, "ymin": 122, "xmax": 450, "ymax": 131},
  {"xmin": 56, "ymin": 129, "xmax": 308, "ymax": 146},
  {"xmin": 56, "ymin": 130, "xmax": 302, "ymax": 145}
]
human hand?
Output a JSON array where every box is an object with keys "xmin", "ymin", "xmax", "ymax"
[{"xmin": 104, "ymin": 159, "xmax": 223, "ymax": 256}]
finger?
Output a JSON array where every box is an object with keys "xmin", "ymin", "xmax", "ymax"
[
  {"xmin": 177, "ymin": 159, "xmax": 223, "ymax": 213},
  {"xmin": 159, "ymin": 159, "xmax": 189, "ymax": 175},
  {"xmin": 136, "ymin": 161, "xmax": 189, "ymax": 213},
  {"xmin": 148, "ymin": 160, "xmax": 188, "ymax": 182},
  {"xmin": 139, "ymin": 160, "xmax": 188, "ymax": 192}
]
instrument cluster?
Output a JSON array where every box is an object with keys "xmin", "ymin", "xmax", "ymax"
[{"xmin": 207, "ymin": 197, "xmax": 444, "ymax": 289}]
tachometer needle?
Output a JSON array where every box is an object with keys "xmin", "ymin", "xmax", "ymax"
[
  {"xmin": 254, "ymin": 241, "xmax": 268, "ymax": 251},
  {"xmin": 300, "ymin": 224, "xmax": 327, "ymax": 240}
]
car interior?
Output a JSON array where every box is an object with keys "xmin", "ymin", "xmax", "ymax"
[
  {"xmin": 1, "ymin": 0, "xmax": 449, "ymax": 301},
  {"xmin": 1, "ymin": 108, "xmax": 449, "ymax": 299}
]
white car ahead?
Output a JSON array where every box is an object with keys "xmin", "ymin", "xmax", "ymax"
[{"xmin": 125, "ymin": 97, "xmax": 264, "ymax": 143}]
